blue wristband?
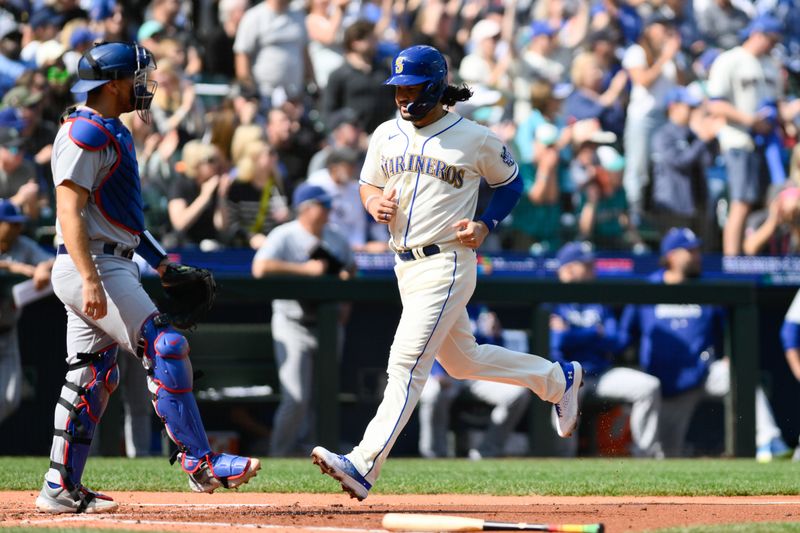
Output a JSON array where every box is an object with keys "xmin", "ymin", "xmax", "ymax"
[{"xmin": 136, "ymin": 230, "xmax": 168, "ymax": 269}]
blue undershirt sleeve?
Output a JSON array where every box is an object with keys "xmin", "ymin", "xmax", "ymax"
[
  {"xmin": 478, "ymin": 175, "xmax": 523, "ymax": 231},
  {"xmin": 136, "ymin": 230, "xmax": 168, "ymax": 269},
  {"xmin": 781, "ymin": 320, "xmax": 800, "ymax": 351}
]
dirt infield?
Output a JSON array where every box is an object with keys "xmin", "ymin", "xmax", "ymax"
[{"xmin": 3, "ymin": 492, "xmax": 800, "ymax": 532}]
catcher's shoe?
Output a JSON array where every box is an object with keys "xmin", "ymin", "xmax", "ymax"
[
  {"xmin": 554, "ymin": 361, "xmax": 583, "ymax": 438},
  {"xmin": 179, "ymin": 452, "xmax": 261, "ymax": 493},
  {"xmin": 35, "ymin": 481, "xmax": 119, "ymax": 514},
  {"xmin": 311, "ymin": 446, "xmax": 371, "ymax": 501}
]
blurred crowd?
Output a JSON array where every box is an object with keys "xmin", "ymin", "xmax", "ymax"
[{"xmin": 2, "ymin": 0, "xmax": 800, "ymax": 257}]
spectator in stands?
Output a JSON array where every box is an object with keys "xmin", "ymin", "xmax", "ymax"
[
  {"xmin": 696, "ymin": 0, "xmax": 751, "ymax": 51},
  {"xmin": 620, "ymin": 227, "xmax": 792, "ymax": 460},
  {"xmin": 149, "ymin": 59, "xmax": 204, "ymax": 140},
  {"xmin": 743, "ymin": 186, "xmax": 800, "ymax": 256},
  {"xmin": 418, "ymin": 309, "xmax": 531, "ymax": 459},
  {"xmin": 202, "ymin": 0, "xmax": 247, "ymax": 80},
  {"xmin": 589, "ymin": 0, "xmax": 642, "ymax": 46},
  {"xmin": 324, "ymin": 20, "xmax": 395, "ymax": 134},
  {"xmin": 90, "ymin": 0, "xmax": 130, "ymax": 42},
  {"xmin": 167, "ymin": 140, "xmax": 230, "ymax": 249},
  {"xmin": 650, "ymin": 87, "xmax": 722, "ymax": 237},
  {"xmin": 234, "ymin": 0, "xmax": 310, "ymax": 107},
  {"xmin": 622, "ymin": 14, "xmax": 682, "ymax": 225},
  {"xmin": 226, "ymin": 140, "xmax": 290, "ymax": 249},
  {"xmin": 706, "ymin": 15, "xmax": 798, "ymax": 256},
  {"xmin": 0, "ymin": 22, "xmax": 27, "ymax": 98},
  {"xmin": 532, "ymin": 0, "xmax": 590, "ymax": 68},
  {"xmin": 267, "ymin": 107, "xmax": 317, "ymax": 198},
  {"xmin": 20, "ymin": 7, "xmax": 64, "ymax": 66},
  {"xmin": 571, "ymin": 120, "xmax": 635, "ymax": 250},
  {"xmin": 307, "ymin": 146, "xmax": 388, "ymax": 252},
  {"xmin": 0, "ymin": 122, "xmax": 40, "ymax": 221},
  {"xmin": 513, "ymin": 21, "xmax": 563, "ymax": 123},
  {"xmin": 458, "ymin": 18, "xmax": 511, "ymax": 93},
  {"xmin": 305, "ymin": 0, "xmax": 347, "ymax": 90},
  {"xmin": 0, "ymin": 199, "xmax": 53, "ymax": 425},
  {"xmin": 145, "ymin": 0, "xmax": 202, "ymax": 76},
  {"xmin": 308, "ymin": 107, "xmax": 365, "ymax": 175},
  {"xmin": 510, "ymin": 81, "xmax": 569, "ymax": 252},
  {"xmin": 563, "ymin": 52, "xmax": 627, "ymax": 139},
  {"xmin": 251, "ymin": 183, "xmax": 355, "ymax": 456},
  {"xmin": 549, "ymin": 241, "xmax": 663, "ymax": 458},
  {"xmin": 2, "ymin": 85, "xmax": 56, "ymax": 175}
]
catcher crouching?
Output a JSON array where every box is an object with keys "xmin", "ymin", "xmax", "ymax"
[{"xmin": 37, "ymin": 42, "xmax": 259, "ymax": 515}]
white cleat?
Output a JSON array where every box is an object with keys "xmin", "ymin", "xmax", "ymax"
[
  {"xmin": 554, "ymin": 361, "xmax": 583, "ymax": 438},
  {"xmin": 35, "ymin": 481, "xmax": 119, "ymax": 514}
]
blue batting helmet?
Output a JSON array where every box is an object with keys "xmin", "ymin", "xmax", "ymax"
[
  {"xmin": 384, "ymin": 45, "xmax": 447, "ymax": 119},
  {"xmin": 72, "ymin": 42, "xmax": 158, "ymax": 121}
]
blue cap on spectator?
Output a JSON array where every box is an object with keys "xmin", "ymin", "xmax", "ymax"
[
  {"xmin": 0, "ymin": 199, "xmax": 27, "ymax": 223},
  {"xmin": 293, "ymin": 184, "xmax": 332, "ymax": 210},
  {"xmin": 0, "ymin": 108, "xmax": 26, "ymax": 131},
  {"xmin": 29, "ymin": 7, "xmax": 64, "ymax": 29},
  {"xmin": 556, "ymin": 241, "xmax": 595, "ymax": 268},
  {"xmin": 70, "ymin": 28, "xmax": 97, "ymax": 49},
  {"xmin": 0, "ymin": 127, "xmax": 25, "ymax": 149},
  {"xmin": 530, "ymin": 21, "xmax": 555, "ymax": 38},
  {"xmin": 741, "ymin": 14, "xmax": 783, "ymax": 40},
  {"xmin": 664, "ymin": 86, "xmax": 702, "ymax": 108},
  {"xmin": 90, "ymin": 0, "xmax": 117, "ymax": 21},
  {"xmin": 660, "ymin": 227, "xmax": 702, "ymax": 257}
]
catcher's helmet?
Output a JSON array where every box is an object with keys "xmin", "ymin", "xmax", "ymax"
[
  {"xmin": 72, "ymin": 42, "xmax": 158, "ymax": 121},
  {"xmin": 384, "ymin": 45, "xmax": 447, "ymax": 119}
]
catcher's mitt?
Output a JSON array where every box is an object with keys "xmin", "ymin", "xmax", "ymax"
[{"xmin": 159, "ymin": 263, "xmax": 217, "ymax": 330}]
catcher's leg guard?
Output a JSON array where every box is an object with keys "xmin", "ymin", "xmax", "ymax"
[
  {"xmin": 141, "ymin": 316, "xmax": 260, "ymax": 493},
  {"xmin": 40, "ymin": 345, "xmax": 120, "ymax": 513}
]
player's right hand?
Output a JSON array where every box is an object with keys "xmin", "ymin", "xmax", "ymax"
[
  {"xmin": 82, "ymin": 278, "xmax": 108, "ymax": 320},
  {"xmin": 371, "ymin": 188, "xmax": 398, "ymax": 224}
]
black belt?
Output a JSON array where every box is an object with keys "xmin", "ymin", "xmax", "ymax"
[
  {"xmin": 57, "ymin": 243, "xmax": 134, "ymax": 260},
  {"xmin": 396, "ymin": 244, "xmax": 441, "ymax": 262}
]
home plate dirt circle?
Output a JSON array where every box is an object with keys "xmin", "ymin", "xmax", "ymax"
[{"xmin": 3, "ymin": 492, "xmax": 800, "ymax": 532}]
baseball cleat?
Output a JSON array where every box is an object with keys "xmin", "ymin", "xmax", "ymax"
[
  {"xmin": 756, "ymin": 437, "xmax": 793, "ymax": 463},
  {"xmin": 311, "ymin": 446, "xmax": 371, "ymax": 501},
  {"xmin": 179, "ymin": 452, "xmax": 261, "ymax": 493},
  {"xmin": 35, "ymin": 481, "xmax": 119, "ymax": 514},
  {"xmin": 554, "ymin": 361, "xmax": 583, "ymax": 438}
]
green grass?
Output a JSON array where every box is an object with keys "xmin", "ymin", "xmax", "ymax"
[
  {"xmin": 649, "ymin": 524, "xmax": 800, "ymax": 533},
  {"xmin": 2, "ymin": 457, "xmax": 800, "ymax": 496}
]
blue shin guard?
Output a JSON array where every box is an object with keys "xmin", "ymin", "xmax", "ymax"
[
  {"xmin": 48, "ymin": 346, "xmax": 119, "ymax": 498},
  {"xmin": 141, "ymin": 316, "xmax": 260, "ymax": 492}
]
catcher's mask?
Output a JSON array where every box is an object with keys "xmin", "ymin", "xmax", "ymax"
[
  {"xmin": 384, "ymin": 45, "xmax": 448, "ymax": 120},
  {"xmin": 72, "ymin": 41, "xmax": 158, "ymax": 123}
]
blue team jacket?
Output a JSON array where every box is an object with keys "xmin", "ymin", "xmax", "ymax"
[
  {"xmin": 549, "ymin": 303, "xmax": 622, "ymax": 376},
  {"xmin": 619, "ymin": 270, "xmax": 725, "ymax": 397}
]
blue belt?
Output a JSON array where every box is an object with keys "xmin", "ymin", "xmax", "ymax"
[
  {"xmin": 396, "ymin": 244, "xmax": 441, "ymax": 261},
  {"xmin": 57, "ymin": 243, "xmax": 134, "ymax": 260}
]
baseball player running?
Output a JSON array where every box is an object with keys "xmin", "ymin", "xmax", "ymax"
[
  {"xmin": 36, "ymin": 42, "xmax": 259, "ymax": 514},
  {"xmin": 311, "ymin": 45, "xmax": 582, "ymax": 500}
]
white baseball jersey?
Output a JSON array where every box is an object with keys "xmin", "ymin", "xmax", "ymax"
[{"xmin": 359, "ymin": 112, "xmax": 519, "ymax": 250}]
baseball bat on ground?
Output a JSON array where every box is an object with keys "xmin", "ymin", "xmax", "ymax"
[{"xmin": 382, "ymin": 513, "xmax": 604, "ymax": 533}]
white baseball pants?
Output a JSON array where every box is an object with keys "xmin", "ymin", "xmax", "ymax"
[{"xmin": 346, "ymin": 247, "xmax": 566, "ymax": 483}]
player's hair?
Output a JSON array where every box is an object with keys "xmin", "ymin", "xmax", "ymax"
[{"xmin": 440, "ymin": 84, "xmax": 473, "ymax": 106}]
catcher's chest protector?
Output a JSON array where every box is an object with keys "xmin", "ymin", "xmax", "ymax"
[{"xmin": 66, "ymin": 109, "xmax": 145, "ymax": 234}]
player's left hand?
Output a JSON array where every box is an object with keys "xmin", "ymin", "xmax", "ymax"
[{"xmin": 452, "ymin": 219, "xmax": 488, "ymax": 249}]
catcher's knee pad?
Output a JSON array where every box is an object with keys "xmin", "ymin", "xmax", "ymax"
[
  {"xmin": 141, "ymin": 316, "xmax": 212, "ymax": 464},
  {"xmin": 49, "ymin": 345, "xmax": 119, "ymax": 493}
]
